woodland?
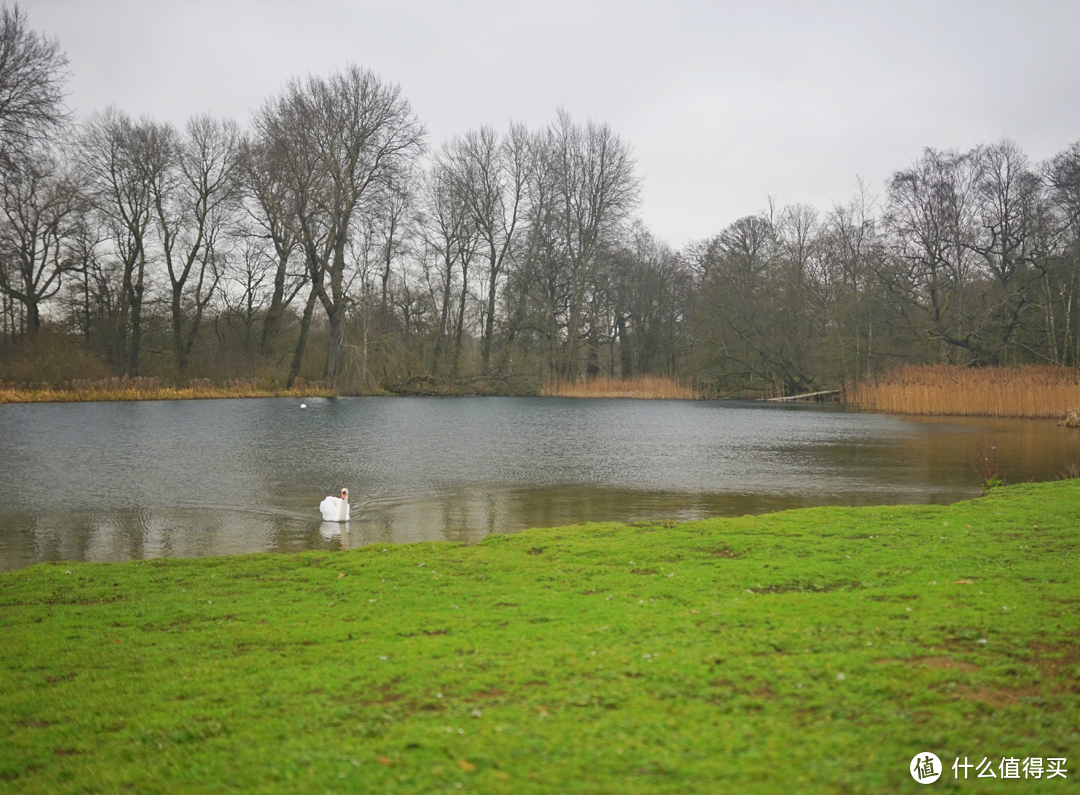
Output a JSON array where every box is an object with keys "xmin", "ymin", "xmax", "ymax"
[{"xmin": 2, "ymin": 7, "xmax": 1080, "ymax": 396}]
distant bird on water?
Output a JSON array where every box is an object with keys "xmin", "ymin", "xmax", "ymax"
[{"xmin": 320, "ymin": 488, "xmax": 350, "ymax": 522}]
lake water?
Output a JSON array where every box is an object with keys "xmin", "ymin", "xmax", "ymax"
[{"xmin": 1, "ymin": 397, "xmax": 1076, "ymax": 570}]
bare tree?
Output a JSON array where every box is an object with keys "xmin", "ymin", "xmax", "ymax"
[
  {"xmin": 421, "ymin": 157, "xmax": 479, "ymax": 376},
  {"xmin": 374, "ymin": 167, "xmax": 415, "ymax": 316},
  {"xmin": 440, "ymin": 123, "xmax": 531, "ymax": 372},
  {"xmin": 880, "ymin": 147, "xmax": 979, "ymax": 362},
  {"xmin": 879, "ymin": 142, "xmax": 1053, "ymax": 365},
  {"xmin": 253, "ymin": 85, "xmax": 329, "ymax": 387},
  {"xmin": 1047, "ymin": 141, "xmax": 1080, "ymax": 230},
  {"xmin": 501, "ymin": 125, "xmax": 560, "ymax": 376},
  {"xmin": 78, "ymin": 108, "xmax": 169, "ymax": 375},
  {"xmin": 217, "ymin": 236, "xmax": 275, "ymax": 357},
  {"xmin": 693, "ymin": 214, "xmax": 820, "ymax": 392},
  {"xmin": 1045, "ymin": 141, "xmax": 1080, "ymax": 363},
  {"xmin": 967, "ymin": 139, "xmax": 1053, "ymax": 364},
  {"xmin": 816, "ymin": 183, "xmax": 887, "ymax": 380},
  {"xmin": 149, "ymin": 114, "xmax": 241, "ymax": 375},
  {"xmin": 354, "ymin": 166, "xmax": 418, "ymax": 387},
  {"xmin": 0, "ymin": 147, "xmax": 83, "ymax": 331},
  {"xmin": 254, "ymin": 64, "xmax": 425, "ymax": 387},
  {"xmin": 58, "ymin": 204, "xmax": 109, "ymax": 347},
  {"xmin": 501, "ymin": 113, "xmax": 638, "ymax": 380},
  {"xmin": 605, "ymin": 222, "xmax": 691, "ymax": 378},
  {"xmin": 237, "ymin": 133, "xmax": 304, "ymax": 357},
  {"xmin": 0, "ymin": 4, "xmax": 69, "ymax": 171},
  {"xmin": 548, "ymin": 110, "xmax": 639, "ymax": 377}
]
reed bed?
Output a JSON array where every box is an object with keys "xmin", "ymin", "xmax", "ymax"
[
  {"xmin": 846, "ymin": 364, "xmax": 1080, "ymax": 419},
  {"xmin": 542, "ymin": 374, "xmax": 699, "ymax": 400},
  {"xmin": 0, "ymin": 376, "xmax": 337, "ymax": 404}
]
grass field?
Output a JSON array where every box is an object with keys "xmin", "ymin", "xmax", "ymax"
[{"xmin": 1, "ymin": 482, "xmax": 1077, "ymax": 793}]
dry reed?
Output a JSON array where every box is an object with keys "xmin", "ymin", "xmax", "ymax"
[
  {"xmin": 846, "ymin": 365, "xmax": 1080, "ymax": 419},
  {"xmin": 0, "ymin": 376, "xmax": 337, "ymax": 404},
  {"xmin": 542, "ymin": 374, "xmax": 699, "ymax": 400}
]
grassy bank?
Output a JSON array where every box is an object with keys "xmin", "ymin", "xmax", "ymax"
[
  {"xmin": 2, "ymin": 482, "xmax": 1078, "ymax": 793},
  {"xmin": 543, "ymin": 375, "xmax": 699, "ymax": 399},
  {"xmin": 847, "ymin": 364, "xmax": 1080, "ymax": 419},
  {"xmin": 0, "ymin": 376, "xmax": 337, "ymax": 404}
]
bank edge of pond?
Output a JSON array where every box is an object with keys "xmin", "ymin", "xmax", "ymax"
[
  {"xmin": 0, "ymin": 372, "xmax": 527, "ymax": 402},
  {"xmin": 0, "ymin": 385, "xmax": 340, "ymax": 404},
  {"xmin": 6, "ymin": 385, "xmax": 1077, "ymax": 425},
  {"xmin": 2, "ymin": 481, "xmax": 1077, "ymax": 794}
]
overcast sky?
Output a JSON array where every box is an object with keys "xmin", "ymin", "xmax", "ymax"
[{"xmin": 25, "ymin": 0, "xmax": 1080, "ymax": 248}]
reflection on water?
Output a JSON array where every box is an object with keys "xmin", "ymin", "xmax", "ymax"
[{"xmin": 1, "ymin": 397, "xmax": 1077, "ymax": 570}]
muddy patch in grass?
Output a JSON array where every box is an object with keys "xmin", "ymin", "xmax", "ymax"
[
  {"xmin": 747, "ymin": 580, "xmax": 861, "ymax": 594},
  {"xmin": 699, "ymin": 547, "xmax": 745, "ymax": 559},
  {"xmin": 955, "ymin": 685, "xmax": 1037, "ymax": 708},
  {"xmin": 1029, "ymin": 642, "xmax": 1080, "ymax": 692},
  {"xmin": 16, "ymin": 718, "xmax": 50, "ymax": 729},
  {"xmin": 875, "ymin": 657, "xmax": 979, "ymax": 672},
  {"xmin": 468, "ymin": 687, "xmax": 507, "ymax": 701}
]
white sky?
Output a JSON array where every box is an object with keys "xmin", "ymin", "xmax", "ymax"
[{"xmin": 25, "ymin": 0, "xmax": 1080, "ymax": 249}]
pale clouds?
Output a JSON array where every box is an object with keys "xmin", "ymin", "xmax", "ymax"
[{"xmin": 28, "ymin": 0, "xmax": 1080, "ymax": 247}]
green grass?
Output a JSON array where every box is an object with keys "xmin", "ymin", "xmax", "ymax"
[{"xmin": 2, "ymin": 482, "xmax": 1078, "ymax": 793}]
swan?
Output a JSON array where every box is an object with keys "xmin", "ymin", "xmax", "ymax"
[{"xmin": 320, "ymin": 488, "xmax": 350, "ymax": 522}]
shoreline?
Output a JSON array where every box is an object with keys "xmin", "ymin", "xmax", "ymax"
[
  {"xmin": 5, "ymin": 361, "xmax": 1080, "ymax": 423},
  {"xmin": 0, "ymin": 384, "xmax": 340, "ymax": 404},
  {"xmin": 2, "ymin": 387, "xmax": 1075, "ymax": 422}
]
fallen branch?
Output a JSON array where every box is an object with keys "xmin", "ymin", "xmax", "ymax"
[{"xmin": 763, "ymin": 389, "xmax": 841, "ymax": 402}]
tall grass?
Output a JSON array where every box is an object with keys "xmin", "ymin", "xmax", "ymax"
[
  {"xmin": 0, "ymin": 376, "xmax": 337, "ymax": 404},
  {"xmin": 542, "ymin": 374, "xmax": 699, "ymax": 399},
  {"xmin": 846, "ymin": 364, "xmax": 1080, "ymax": 419}
]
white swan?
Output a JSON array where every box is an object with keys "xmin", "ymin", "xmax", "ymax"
[{"xmin": 320, "ymin": 488, "xmax": 350, "ymax": 522}]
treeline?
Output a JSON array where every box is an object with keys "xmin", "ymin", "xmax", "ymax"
[{"xmin": 2, "ymin": 7, "xmax": 1079, "ymax": 395}]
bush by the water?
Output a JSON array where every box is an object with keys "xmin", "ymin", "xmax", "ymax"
[{"xmin": 0, "ymin": 328, "xmax": 112, "ymax": 386}]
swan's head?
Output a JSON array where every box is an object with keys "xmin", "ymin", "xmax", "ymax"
[{"xmin": 341, "ymin": 488, "xmax": 349, "ymax": 500}]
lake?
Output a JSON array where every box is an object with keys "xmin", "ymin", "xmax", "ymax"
[{"xmin": 1, "ymin": 397, "xmax": 1076, "ymax": 570}]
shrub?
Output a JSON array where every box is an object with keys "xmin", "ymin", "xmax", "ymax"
[{"xmin": 0, "ymin": 328, "xmax": 112, "ymax": 386}]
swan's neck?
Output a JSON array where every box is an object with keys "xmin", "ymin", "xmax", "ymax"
[{"xmin": 339, "ymin": 497, "xmax": 347, "ymax": 522}]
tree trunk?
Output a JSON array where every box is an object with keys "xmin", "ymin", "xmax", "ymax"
[
  {"xmin": 452, "ymin": 261, "xmax": 468, "ymax": 376},
  {"xmin": 23, "ymin": 292, "xmax": 40, "ymax": 332},
  {"xmin": 171, "ymin": 286, "xmax": 187, "ymax": 377},
  {"xmin": 586, "ymin": 338, "xmax": 599, "ymax": 379},
  {"xmin": 433, "ymin": 256, "xmax": 453, "ymax": 376},
  {"xmin": 616, "ymin": 313, "xmax": 632, "ymax": 377},
  {"xmin": 286, "ymin": 283, "xmax": 318, "ymax": 388},
  {"xmin": 259, "ymin": 252, "xmax": 289, "ymax": 356},
  {"xmin": 127, "ymin": 258, "xmax": 145, "ymax": 377},
  {"xmin": 323, "ymin": 303, "xmax": 343, "ymax": 385},
  {"xmin": 481, "ymin": 261, "xmax": 497, "ymax": 372}
]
